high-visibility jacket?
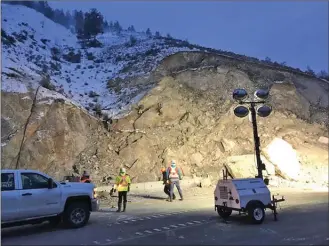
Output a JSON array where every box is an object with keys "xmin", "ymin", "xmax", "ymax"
[
  {"xmin": 115, "ymin": 175, "xmax": 131, "ymax": 192},
  {"xmin": 166, "ymin": 166, "xmax": 183, "ymax": 181}
]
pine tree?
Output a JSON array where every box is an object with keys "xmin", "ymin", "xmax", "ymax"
[
  {"xmin": 65, "ymin": 10, "xmax": 73, "ymax": 28},
  {"xmin": 84, "ymin": 9, "xmax": 104, "ymax": 39},
  {"xmin": 109, "ymin": 21, "xmax": 114, "ymax": 31},
  {"xmin": 113, "ymin": 21, "xmax": 122, "ymax": 34},
  {"xmin": 128, "ymin": 25, "xmax": 135, "ymax": 32},
  {"xmin": 317, "ymin": 70, "xmax": 328, "ymax": 79},
  {"xmin": 306, "ymin": 66, "xmax": 315, "ymax": 76},
  {"xmin": 265, "ymin": 56, "xmax": 271, "ymax": 63},
  {"xmin": 129, "ymin": 35, "xmax": 137, "ymax": 46},
  {"xmin": 74, "ymin": 10, "xmax": 85, "ymax": 39},
  {"xmin": 146, "ymin": 28, "xmax": 152, "ymax": 36},
  {"xmin": 155, "ymin": 31, "xmax": 160, "ymax": 37},
  {"xmin": 103, "ymin": 20, "xmax": 110, "ymax": 32}
]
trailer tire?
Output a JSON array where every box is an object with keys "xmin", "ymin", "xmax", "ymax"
[
  {"xmin": 247, "ymin": 203, "xmax": 265, "ymax": 224},
  {"xmin": 217, "ymin": 207, "xmax": 232, "ymax": 219}
]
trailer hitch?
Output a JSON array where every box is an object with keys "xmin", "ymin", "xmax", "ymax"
[{"xmin": 271, "ymin": 194, "xmax": 285, "ymax": 221}]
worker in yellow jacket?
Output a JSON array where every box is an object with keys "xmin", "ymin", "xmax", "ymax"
[{"xmin": 115, "ymin": 168, "xmax": 131, "ymax": 212}]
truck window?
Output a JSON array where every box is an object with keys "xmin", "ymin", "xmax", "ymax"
[
  {"xmin": 21, "ymin": 173, "xmax": 56, "ymax": 189},
  {"xmin": 1, "ymin": 173, "xmax": 15, "ymax": 191}
]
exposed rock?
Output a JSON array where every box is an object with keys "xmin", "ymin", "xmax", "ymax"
[
  {"xmin": 318, "ymin": 136, "xmax": 329, "ymax": 145},
  {"xmin": 1, "ymin": 52, "xmax": 328, "ymax": 187}
]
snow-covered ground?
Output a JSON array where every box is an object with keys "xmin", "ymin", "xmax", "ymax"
[{"xmin": 1, "ymin": 4, "xmax": 197, "ymax": 118}]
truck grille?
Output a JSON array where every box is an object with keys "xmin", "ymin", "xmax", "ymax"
[{"xmin": 219, "ymin": 186, "xmax": 228, "ymax": 199}]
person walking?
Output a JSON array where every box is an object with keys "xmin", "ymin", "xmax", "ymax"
[
  {"xmin": 166, "ymin": 160, "xmax": 183, "ymax": 202},
  {"xmin": 115, "ymin": 168, "xmax": 131, "ymax": 212},
  {"xmin": 160, "ymin": 168, "xmax": 176, "ymax": 200}
]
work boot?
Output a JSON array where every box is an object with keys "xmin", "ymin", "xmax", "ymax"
[
  {"xmin": 116, "ymin": 202, "xmax": 122, "ymax": 212},
  {"xmin": 121, "ymin": 202, "xmax": 126, "ymax": 212},
  {"xmin": 179, "ymin": 197, "xmax": 184, "ymax": 201}
]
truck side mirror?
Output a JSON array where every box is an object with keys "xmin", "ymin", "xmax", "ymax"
[{"xmin": 47, "ymin": 178, "xmax": 54, "ymax": 189}]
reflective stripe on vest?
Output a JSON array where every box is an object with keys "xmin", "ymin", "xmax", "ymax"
[
  {"xmin": 169, "ymin": 167, "xmax": 179, "ymax": 179},
  {"xmin": 119, "ymin": 176, "xmax": 128, "ymax": 187}
]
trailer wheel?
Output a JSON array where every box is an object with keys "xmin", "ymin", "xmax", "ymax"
[
  {"xmin": 248, "ymin": 204, "xmax": 265, "ymax": 224},
  {"xmin": 217, "ymin": 207, "xmax": 232, "ymax": 219}
]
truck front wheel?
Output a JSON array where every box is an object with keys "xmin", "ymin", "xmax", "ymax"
[{"xmin": 63, "ymin": 202, "xmax": 90, "ymax": 228}]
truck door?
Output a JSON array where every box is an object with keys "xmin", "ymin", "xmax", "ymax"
[
  {"xmin": 19, "ymin": 172, "xmax": 62, "ymax": 219},
  {"xmin": 1, "ymin": 172, "xmax": 22, "ymax": 222}
]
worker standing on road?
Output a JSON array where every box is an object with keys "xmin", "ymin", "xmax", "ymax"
[
  {"xmin": 161, "ymin": 168, "xmax": 176, "ymax": 200},
  {"xmin": 166, "ymin": 160, "xmax": 184, "ymax": 202},
  {"xmin": 115, "ymin": 168, "xmax": 131, "ymax": 212}
]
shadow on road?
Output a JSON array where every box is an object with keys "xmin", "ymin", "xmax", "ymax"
[
  {"xmin": 130, "ymin": 194, "xmax": 166, "ymax": 200},
  {"xmin": 1, "ymin": 222, "xmax": 62, "ymax": 238},
  {"xmin": 1, "ymin": 220, "xmax": 99, "ymax": 239}
]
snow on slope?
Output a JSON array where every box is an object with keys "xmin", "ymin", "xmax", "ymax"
[{"xmin": 1, "ymin": 4, "xmax": 197, "ymax": 118}]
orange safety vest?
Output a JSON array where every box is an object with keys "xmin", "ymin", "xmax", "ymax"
[{"xmin": 168, "ymin": 167, "xmax": 180, "ymax": 179}]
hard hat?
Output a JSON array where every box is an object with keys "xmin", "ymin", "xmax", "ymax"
[{"xmin": 120, "ymin": 167, "xmax": 126, "ymax": 173}]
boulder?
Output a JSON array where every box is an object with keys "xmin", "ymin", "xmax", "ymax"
[
  {"xmin": 265, "ymin": 138, "xmax": 300, "ymax": 181},
  {"xmin": 224, "ymin": 154, "xmax": 275, "ymax": 178},
  {"xmin": 318, "ymin": 136, "xmax": 329, "ymax": 145}
]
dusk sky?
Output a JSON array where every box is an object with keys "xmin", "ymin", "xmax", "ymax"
[{"xmin": 49, "ymin": 1, "xmax": 328, "ymax": 73}]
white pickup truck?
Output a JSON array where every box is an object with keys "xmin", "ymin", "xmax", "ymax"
[{"xmin": 1, "ymin": 169, "xmax": 100, "ymax": 229}]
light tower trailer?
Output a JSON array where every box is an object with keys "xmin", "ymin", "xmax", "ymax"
[
  {"xmin": 214, "ymin": 88, "xmax": 285, "ymax": 224},
  {"xmin": 214, "ymin": 171, "xmax": 285, "ymax": 224}
]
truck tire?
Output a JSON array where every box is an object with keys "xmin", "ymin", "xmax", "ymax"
[
  {"xmin": 247, "ymin": 204, "xmax": 265, "ymax": 224},
  {"xmin": 217, "ymin": 207, "xmax": 232, "ymax": 219},
  {"xmin": 63, "ymin": 202, "xmax": 90, "ymax": 228}
]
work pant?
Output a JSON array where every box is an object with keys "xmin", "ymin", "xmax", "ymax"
[
  {"xmin": 118, "ymin": 191, "xmax": 127, "ymax": 204},
  {"xmin": 170, "ymin": 180, "xmax": 183, "ymax": 200},
  {"xmin": 164, "ymin": 184, "xmax": 176, "ymax": 199}
]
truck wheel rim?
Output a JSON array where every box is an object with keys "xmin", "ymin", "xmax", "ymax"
[
  {"xmin": 70, "ymin": 208, "xmax": 85, "ymax": 224},
  {"xmin": 253, "ymin": 208, "xmax": 263, "ymax": 220}
]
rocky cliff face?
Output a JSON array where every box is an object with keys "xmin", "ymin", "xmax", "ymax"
[{"xmin": 2, "ymin": 52, "xmax": 328, "ymax": 187}]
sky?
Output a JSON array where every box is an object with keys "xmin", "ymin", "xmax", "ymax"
[{"xmin": 49, "ymin": 1, "xmax": 328, "ymax": 73}]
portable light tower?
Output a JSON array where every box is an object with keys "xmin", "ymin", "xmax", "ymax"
[{"xmin": 232, "ymin": 88, "xmax": 272, "ymax": 181}]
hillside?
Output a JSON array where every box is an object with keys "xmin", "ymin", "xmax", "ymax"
[
  {"xmin": 1, "ymin": 3, "xmax": 328, "ymax": 189},
  {"xmin": 1, "ymin": 3, "xmax": 200, "ymax": 118}
]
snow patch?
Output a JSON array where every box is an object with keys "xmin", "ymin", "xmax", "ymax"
[{"xmin": 1, "ymin": 79, "xmax": 28, "ymax": 93}]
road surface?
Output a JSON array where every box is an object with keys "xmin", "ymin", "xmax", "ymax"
[{"xmin": 2, "ymin": 188, "xmax": 328, "ymax": 245}]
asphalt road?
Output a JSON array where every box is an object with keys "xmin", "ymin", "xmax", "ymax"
[{"xmin": 2, "ymin": 189, "xmax": 328, "ymax": 245}]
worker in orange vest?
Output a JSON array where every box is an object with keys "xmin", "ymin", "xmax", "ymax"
[
  {"xmin": 114, "ymin": 168, "xmax": 131, "ymax": 212},
  {"xmin": 166, "ymin": 160, "xmax": 184, "ymax": 202},
  {"xmin": 161, "ymin": 168, "xmax": 176, "ymax": 200}
]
